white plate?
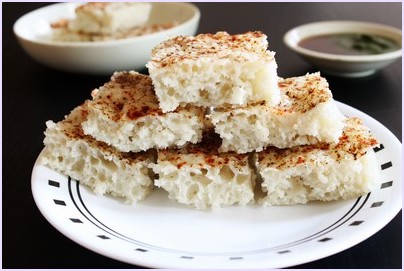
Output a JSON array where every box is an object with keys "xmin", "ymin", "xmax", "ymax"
[
  {"xmin": 14, "ymin": 3, "xmax": 200, "ymax": 74},
  {"xmin": 31, "ymin": 101, "xmax": 402, "ymax": 268}
]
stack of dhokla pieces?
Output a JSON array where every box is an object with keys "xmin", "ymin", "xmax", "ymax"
[{"xmin": 40, "ymin": 31, "xmax": 380, "ymax": 209}]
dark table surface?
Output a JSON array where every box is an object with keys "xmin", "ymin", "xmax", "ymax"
[{"xmin": 3, "ymin": 2, "xmax": 402, "ymax": 269}]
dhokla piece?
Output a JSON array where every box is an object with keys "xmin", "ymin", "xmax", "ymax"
[
  {"xmin": 256, "ymin": 118, "xmax": 380, "ymax": 206},
  {"xmin": 147, "ymin": 31, "xmax": 280, "ymax": 112},
  {"xmin": 68, "ymin": 2, "xmax": 152, "ymax": 35},
  {"xmin": 81, "ymin": 71, "xmax": 205, "ymax": 152},
  {"xmin": 51, "ymin": 20, "xmax": 176, "ymax": 42},
  {"xmin": 209, "ymin": 73, "xmax": 345, "ymax": 153},
  {"xmin": 153, "ymin": 133, "xmax": 256, "ymax": 209},
  {"xmin": 40, "ymin": 102, "xmax": 155, "ymax": 204}
]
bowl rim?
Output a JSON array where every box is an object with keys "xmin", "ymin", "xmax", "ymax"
[
  {"xmin": 283, "ymin": 20, "xmax": 402, "ymax": 63},
  {"xmin": 13, "ymin": 2, "xmax": 201, "ymax": 48}
]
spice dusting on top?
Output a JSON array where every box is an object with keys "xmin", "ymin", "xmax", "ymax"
[
  {"xmin": 89, "ymin": 71, "xmax": 203, "ymax": 122},
  {"xmin": 214, "ymin": 73, "xmax": 332, "ymax": 115},
  {"xmin": 258, "ymin": 118, "xmax": 378, "ymax": 170},
  {"xmin": 276, "ymin": 72, "xmax": 331, "ymax": 113},
  {"xmin": 90, "ymin": 71, "xmax": 162, "ymax": 122},
  {"xmin": 149, "ymin": 31, "xmax": 275, "ymax": 68}
]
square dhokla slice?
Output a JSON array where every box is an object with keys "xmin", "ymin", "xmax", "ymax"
[
  {"xmin": 69, "ymin": 2, "xmax": 152, "ymax": 35},
  {"xmin": 147, "ymin": 31, "xmax": 280, "ymax": 112},
  {"xmin": 152, "ymin": 132, "xmax": 256, "ymax": 209},
  {"xmin": 81, "ymin": 71, "xmax": 205, "ymax": 152},
  {"xmin": 40, "ymin": 102, "xmax": 155, "ymax": 204},
  {"xmin": 256, "ymin": 118, "xmax": 380, "ymax": 206},
  {"xmin": 209, "ymin": 73, "xmax": 345, "ymax": 153}
]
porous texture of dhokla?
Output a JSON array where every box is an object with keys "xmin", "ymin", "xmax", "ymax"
[
  {"xmin": 256, "ymin": 118, "xmax": 380, "ymax": 206},
  {"xmin": 40, "ymin": 102, "xmax": 155, "ymax": 203},
  {"xmin": 147, "ymin": 31, "xmax": 279, "ymax": 112},
  {"xmin": 152, "ymin": 133, "xmax": 256, "ymax": 209}
]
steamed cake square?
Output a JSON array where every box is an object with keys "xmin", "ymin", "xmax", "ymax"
[{"xmin": 147, "ymin": 31, "xmax": 279, "ymax": 112}]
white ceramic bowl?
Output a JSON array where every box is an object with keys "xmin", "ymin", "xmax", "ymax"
[
  {"xmin": 284, "ymin": 21, "xmax": 402, "ymax": 77},
  {"xmin": 14, "ymin": 2, "xmax": 200, "ymax": 75}
]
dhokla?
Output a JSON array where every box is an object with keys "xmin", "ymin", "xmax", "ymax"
[
  {"xmin": 81, "ymin": 71, "xmax": 205, "ymax": 152},
  {"xmin": 40, "ymin": 102, "xmax": 155, "ymax": 204},
  {"xmin": 152, "ymin": 132, "xmax": 256, "ymax": 209},
  {"xmin": 256, "ymin": 117, "xmax": 380, "ymax": 206},
  {"xmin": 68, "ymin": 2, "xmax": 152, "ymax": 35},
  {"xmin": 147, "ymin": 31, "xmax": 280, "ymax": 112},
  {"xmin": 209, "ymin": 73, "xmax": 345, "ymax": 153}
]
